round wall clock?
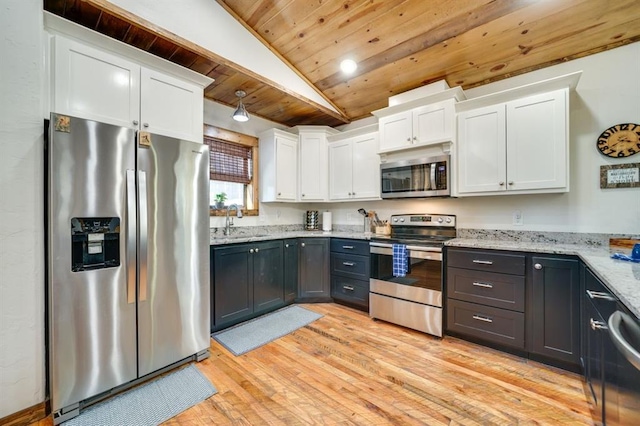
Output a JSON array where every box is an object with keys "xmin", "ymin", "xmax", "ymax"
[{"xmin": 597, "ymin": 123, "xmax": 640, "ymax": 158}]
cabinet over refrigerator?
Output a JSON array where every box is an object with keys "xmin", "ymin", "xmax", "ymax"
[{"xmin": 46, "ymin": 113, "xmax": 211, "ymax": 424}]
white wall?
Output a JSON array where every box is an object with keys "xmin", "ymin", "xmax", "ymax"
[
  {"xmin": 0, "ymin": 0, "xmax": 45, "ymax": 418},
  {"xmin": 310, "ymin": 42, "xmax": 640, "ymax": 234}
]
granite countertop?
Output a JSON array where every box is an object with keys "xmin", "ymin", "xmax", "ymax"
[
  {"xmin": 210, "ymin": 230, "xmax": 371, "ymax": 245},
  {"xmin": 446, "ymin": 238, "xmax": 640, "ymax": 318}
]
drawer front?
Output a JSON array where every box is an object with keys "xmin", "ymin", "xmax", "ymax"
[
  {"xmin": 331, "ymin": 252, "xmax": 370, "ymax": 280},
  {"xmin": 447, "ymin": 299, "xmax": 525, "ymax": 349},
  {"xmin": 331, "ymin": 238, "xmax": 370, "ymax": 256},
  {"xmin": 331, "ymin": 276, "xmax": 369, "ymax": 308},
  {"xmin": 447, "ymin": 248, "xmax": 525, "ymax": 276},
  {"xmin": 447, "ymin": 267, "xmax": 525, "ymax": 311}
]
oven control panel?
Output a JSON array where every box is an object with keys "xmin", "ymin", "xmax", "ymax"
[{"xmin": 390, "ymin": 214, "xmax": 456, "ymax": 227}]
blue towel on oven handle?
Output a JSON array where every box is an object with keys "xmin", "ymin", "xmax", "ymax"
[{"xmin": 392, "ymin": 244, "xmax": 408, "ymax": 277}]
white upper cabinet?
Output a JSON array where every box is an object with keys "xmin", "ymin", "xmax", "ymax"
[
  {"xmin": 296, "ymin": 126, "xmax": 339, "ymax": 201},
  {"xmin": 378, "ymin": 111, "xmax": 412, "ymax": 152},
  {"xmin": 350, "ymin": 132, "xmax": 381, "ymax": 200},
  {"xmin": 373, "ymin": 88, "xmax": 464, "ymax": 154},
  {"xmin": 53, "ymin": 37, "xmax": 140, "ymax": 129},
  {"xmin": 457, "ymin": 87, "xmax": 571, "ymax": 196},
  {"xmin": 506, "ymin": 90, "xmax": 567, "ymax": 191},
  {"xmin": 328, "ymin": 126, "xmax": 380, "ymax": 201},
  {"xmin": 457, "ymin": 104, "xmax": 507, "ymax": 194},
  {"xmin": 139, "ymin": 68, "xmax": 203, "ymax": 142},
  {"xmin": 51, "ymin": 35, "xmax": 208, "ymax": 143},
  {"xmin": 413, "ymin": 101, "xmax": 455, "ymax": 145},
  {"xmin": 259, "ymin": 129, "xmax": 298, "ymax": 202}
]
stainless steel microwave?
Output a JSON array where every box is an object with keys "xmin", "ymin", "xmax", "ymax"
[{"xmin": 380, "ymin": 155, "xmax": 450, "ymax": 198}]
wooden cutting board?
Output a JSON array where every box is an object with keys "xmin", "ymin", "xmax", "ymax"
[{"xmin": 610, "ymin": 238, "xmax": 640, "ymax": 253}]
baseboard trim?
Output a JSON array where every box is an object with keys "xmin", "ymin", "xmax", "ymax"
[{"xmin": 0, "ymin": 401, "xmax": 48, "ymax": 426}]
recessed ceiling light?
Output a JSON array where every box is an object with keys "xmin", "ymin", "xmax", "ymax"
[{"xmin": 340, "ymin": 59, "xmax": 358, "ymax": 74}]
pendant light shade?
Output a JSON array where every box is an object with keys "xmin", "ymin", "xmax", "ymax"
[{"xmin": 232, "ymin": 90, "xmax": 250, "ymax": 122}]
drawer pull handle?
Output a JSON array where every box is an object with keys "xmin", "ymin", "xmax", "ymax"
[
  {"xmin": 342, "ymin": 262, "xmax": 355, "ymax": 267},
  {"xmin": 586, "ymin": 290, "xmax": 615, "ymax": 301},
  {"xmin": 342, "ymin": 245, "xmax": 354, "ymax": 249},
  {"xmin": 472, "ymin": 315, "xmax": 493, "ymax": 323},
  {"xmin": 590, "ymin": 318, "xmax": 608, "ymax": 331},
  {"xmin": 343, "ymin": 285, "xmax": 354, "ymax": 291},
  {"xmin": 472, "ymin": 282, "xmax": 493, "ymax": 289},
  {"xmin": 472, "ymin": 260, "xmax": 493, "ymax": 265}
]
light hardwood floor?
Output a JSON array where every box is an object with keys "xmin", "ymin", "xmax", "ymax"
[{"xmin": 35, "ymin": 303, "xmax": 594, "ymax": 425}]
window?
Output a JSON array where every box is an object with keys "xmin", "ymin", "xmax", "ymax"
[{"xmin": 204, "ymin": 125, "xmax": 259, "ymax": 216}]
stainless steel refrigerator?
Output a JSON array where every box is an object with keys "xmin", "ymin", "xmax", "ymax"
[{"xmin": 46, "ymin": 113, "xmax": 210, "ymax": 423}]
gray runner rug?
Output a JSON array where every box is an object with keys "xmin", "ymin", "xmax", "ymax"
[
  {"xmin": 64, "ymin": 365, "xmax": 216, "ymax": 425},
  {"xmin": 212, "ymin": 305, "xmax": 323, "ymax": 356}
]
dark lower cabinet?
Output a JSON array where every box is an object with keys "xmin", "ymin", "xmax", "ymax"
[
  {"xmin": 529, "ymin": 255, "xmax": 581, "ymax": 367},
  {"xmin": 253, "ymin": 241, "xmax": 285, "ymax": 314},
  {"xmin": 283, "ymin": 239, "xmax": 299, "ymax": 303},
  {"xmin": 298, "ymin": 238, "xmax": 330, "ymax": 300},
  {"xmin": 212, "ymin": 244, "xmax": 254, "ymax": 329},
  {"xmin": 212, "ymin": 240, "xmax": 284, "ymax": 331},
  {"xmin": 330, "ymin": 238, "xmax": 370, "ymax": 311},
  {"xmin": 446, "ymin": 247, "xmax": 582, "ymax": 372}
]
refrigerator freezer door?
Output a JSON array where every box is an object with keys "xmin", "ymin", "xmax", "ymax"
[
  {"xmin": 137, "ymin": 135, "xmax": 210, "ymax": 376},
  {"xmin": 48, "ymin": 114, "xmax": 137, "ymax": 413}
]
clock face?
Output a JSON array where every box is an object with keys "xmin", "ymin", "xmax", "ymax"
[{"xmin": 597, "ymin": 123, "xmax": 640, "ymax": 158}]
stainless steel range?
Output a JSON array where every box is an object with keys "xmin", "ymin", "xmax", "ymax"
[{"xmin": 369, "ymin": 214, "xmax": 456, "ymax": 337}]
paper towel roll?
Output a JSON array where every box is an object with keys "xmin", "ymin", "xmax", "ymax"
[{"xmin": 322, "ymin": 211, "xmax": 332, "ymax": 231}]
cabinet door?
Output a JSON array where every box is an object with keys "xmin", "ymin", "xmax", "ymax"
[
  {"xmin": 298, "ymin": 238, "xmax": 330, "ymax": 299},
  {"xmin": 457, "ymin": 104, "xmax": 507, "ymax": 194},
  {"xmin": 213, "ymin": 244, "xmax": 253, "ymax": 327},
  {"xmin": 53, "ymin": 36, "xmax": 140, "ymax": 129},
  {"xmin": 276, "ymin": 136, "xmax": 298, "ymax": 201},
  {"xmin": 506, "ymin": 89, "xmax": 567, "ymax": 191},
  {"xmin": 413, "ymin": 100, "xmax": 454, "ymax": 146},
  {"xmin": 530, "ymin": 256, "xmax": 581, "ymax": 365},
  {"xmin": 351, "ymin": 133, "xmax": 380, "ymax": 199},
  {"xmin": 253, "ymin": 241, "xmax": 284, "ymax": 314},
  {"xmin": 378, "ymin": 111, "xmax": 412, "ymax": 152},
  {"xmin": 329, "ymin": 140, "xmax": 353, "ymax": 200},
  {"xmin": 299, "ymin": 132, "xmax": 327, "ymax": 201},
  {"xmin": 284, "ymin": 239, "xmax": 299, "ymax": 303},
  {"xmin": 140, "ymin": 68, "xmax": 204, "ymax": 143}
]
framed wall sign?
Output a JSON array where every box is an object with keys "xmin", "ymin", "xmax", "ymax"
[{"xmin": 600, "ymin": 162, "xmax": 640, "ymax": 189}]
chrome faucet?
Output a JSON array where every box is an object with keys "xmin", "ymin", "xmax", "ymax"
[{"xmin": 224, "ymin": 204, "xmax": 242, "ymax": 236}]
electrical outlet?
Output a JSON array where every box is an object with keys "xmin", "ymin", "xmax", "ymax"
[{"xmin": 513, "ymin": 210, "xmax": 523, "ymax": 226}]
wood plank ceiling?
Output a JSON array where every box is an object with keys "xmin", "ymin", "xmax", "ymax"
[{"xmin": 44, "ymin": 0, "xmax": 640, "ymax": 128}]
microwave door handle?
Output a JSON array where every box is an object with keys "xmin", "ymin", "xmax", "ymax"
[{"xmin": 430, "ymin": 163, "xmax": 436, "ymax": 190}]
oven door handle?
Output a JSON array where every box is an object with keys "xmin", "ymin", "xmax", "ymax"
[{"xmin": 370, "ymin": 243, "xmax": 442, "ymax": 261}]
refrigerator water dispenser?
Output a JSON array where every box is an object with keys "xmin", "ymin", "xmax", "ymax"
[{"xmin": 71, "ymin": 217, "xmax": 120, "ymax": 271}]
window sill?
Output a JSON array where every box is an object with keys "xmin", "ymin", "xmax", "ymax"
[{"xmin": 210, "ymin": 208, "xmax": 259, "ymax": 217}]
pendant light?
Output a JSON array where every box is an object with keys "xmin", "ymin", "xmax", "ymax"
[{"xmin": 232, "ymin": 90, "xmax": 249, "ymax": 122}]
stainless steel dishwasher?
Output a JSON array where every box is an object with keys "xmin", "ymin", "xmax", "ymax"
[{"xmin": 607, "ymin": 307, "xmax": 640, "ymax": 425}]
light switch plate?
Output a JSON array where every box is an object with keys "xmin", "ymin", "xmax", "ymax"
[{"xmin": 513, "ymin": 210, "xmax": 523, "ymax": 226}]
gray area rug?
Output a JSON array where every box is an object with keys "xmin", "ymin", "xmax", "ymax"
[
  {"xmin": 64, "ymin": 365, "xmax": 216, "ymax": 425},
  {"xmin": 212, "ymin": 305, "xmax": 323, "ymax": 356}
]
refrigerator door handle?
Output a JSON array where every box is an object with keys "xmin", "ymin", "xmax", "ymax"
[
  {"xmin": 126, "ymin": 170, "xmax": 136, "ymax": 304},
  {"xmin": 138, "ymin": 170, "xmax": 148, "ymax": 302}
]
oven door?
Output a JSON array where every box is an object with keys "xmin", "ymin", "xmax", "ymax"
[{"xmin": 369, "ymin": 242, "xmax": 442, "ymax": 307}]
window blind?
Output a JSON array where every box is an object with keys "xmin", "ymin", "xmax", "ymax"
[{"xmin": 205, "ymin": 137, "xmax": 252, "ymax": 184}]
